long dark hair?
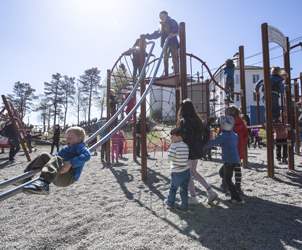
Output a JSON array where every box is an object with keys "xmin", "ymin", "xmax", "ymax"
[{"xmin": 177, "ymin": 99, "xmax": 203, "ymax": 128}]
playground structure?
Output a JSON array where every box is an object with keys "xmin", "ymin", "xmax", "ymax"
[
  {"xmin": 0, "ymin": 95, "xmax": 31, "ymax": 162},
  {"xmin": 1, "ymin": 21, "xmax": 302, "ymax": 201}
]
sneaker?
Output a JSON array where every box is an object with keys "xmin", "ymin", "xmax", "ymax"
[
  {"xmin": 207, "ymin": 189, "xmax": 218, "ymax": 203},
  {"xmin": 228, "ymin": 199, "xmax": 245, "ymax": 204},
  {"xmin": 282, "ymin": 159, "xmax": 288, "ymax": 164},
  {"xmin": 220, "ymin": 183, "xmax": 228, "ymax": 193},
  {"xmin": 188, "ymin": 196, "xmax": 199, "ymax": 205},
  {"xmin": 23, "ymin": 178, "xmax": 50, "ymax": 195},
  {"xmin": 164, "ymin": 199, "xmax": 174, "ymax": 210},
  {"xmin": 236, "ymin": 188, "xmax": 244, "ymax": 196},
  {"xmin": 175, "ymin": 204, "xmax": 188, "ymax": 212}
]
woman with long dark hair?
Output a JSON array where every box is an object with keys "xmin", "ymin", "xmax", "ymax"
[{"xmin": 177, "ymin": 99, "xmax": 218, "ymax": 204}]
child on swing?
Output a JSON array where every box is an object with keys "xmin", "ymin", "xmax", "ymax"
[{"xmin": 23, "ymin": 126, "xmax": 91, "ymax": 195}]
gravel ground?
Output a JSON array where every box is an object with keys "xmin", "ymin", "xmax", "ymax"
[{"xmin": 0, "ymin": 146, "xmax": 301, "ymax": 250}]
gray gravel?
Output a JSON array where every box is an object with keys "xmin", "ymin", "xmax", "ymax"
[{"xmin": 0, "ymin": 146, "xmax": 301, "ymax": 250}]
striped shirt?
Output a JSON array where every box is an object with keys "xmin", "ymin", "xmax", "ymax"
[{"xmin": 168, "ymin": 141, "xmax": 189, "ymax": 173}]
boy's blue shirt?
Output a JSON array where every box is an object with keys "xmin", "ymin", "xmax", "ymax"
[
  {"xmin": 205, "ymin": 131, "xmax": 240, "ymax": 164},
  {"xmin": 58, "ymin": 142, "xmax": 91, "ymax": 181}
]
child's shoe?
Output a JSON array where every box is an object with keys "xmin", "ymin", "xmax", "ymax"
[
  {"xmin": 220, "ymin": 183, "xmax": 228, "ymax": 193},
  {"xmin": 175, "ymin": 204, "xmax": 188, "ymax": 212},
  {"xmin": 228, "ymin": 199, "xmax": 245, "ymax": 204},
  {"xmin": 164, "ymin": 199, "xmax": 174, "ymax": 210},
  {"xmin": 188, "ymin": 196, "xmax": 199, "ymax": 205},
  {"xmin": 282, "ymin": 158, "xmax": 288, "ymax": 164},
  {"xmin": 23, "ymin": 178, "xmax": 50, "ymax": 195},
  {"xmin": 207, "ymin": 189, "xmax": 218, "ymax": 203}
]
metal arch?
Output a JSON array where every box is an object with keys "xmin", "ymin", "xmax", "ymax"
[
  {"xmin": 85, "ymin": 41, "xmax": 155, "ymax": 144},
  {"xmin": 89, "ymin": 39, "xmax": 169, "ymax": 151}
]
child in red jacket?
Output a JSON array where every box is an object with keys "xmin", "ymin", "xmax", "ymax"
[{"xmin": 226, "ymin": 106, "xmax": 248, "ymax": 194}]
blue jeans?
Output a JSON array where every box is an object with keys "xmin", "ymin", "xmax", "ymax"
[{"xmin": 167, "ymin": 169, "xmax": 190, "ymax": 209}]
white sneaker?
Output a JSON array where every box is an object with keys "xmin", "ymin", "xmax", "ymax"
[
  {"xmin": 207, "ymin": 189, "xmax": 218, "ymax": 203},
  {"xmin": 188, "ymin": 196, "xmax": 199, "ymax": 205}
]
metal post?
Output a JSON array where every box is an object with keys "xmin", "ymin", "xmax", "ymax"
[
  {"xmin": 300, "ymin": 73, "xmax": 302, "ymax": 100},
  {"xmin": 284, "ymin": 37, "xmax": 295, "ymax": 170},
  {"xmin": 106, "ymin": 70, "xmax": 111, "ymax": 163},
  {"xmin": 294, "ymin": 79, "xmax": 300, "ymax": 154},
  {"xmin": 205, "ymin": 81, "xmax": 210, "ymax": 119},
  {"xmin": 179, "ymin": 22, "xmax": 187, "ymax": 100},
  {"xmin": 1, "ymin": 95, "xmax": 31, "ymax": 161},
  {"xmin": 261, "ymin": 23, "xmax": 274, "ymax": 177},
  {"xmin": 239, "ymin": 46, "xmax": 248, "ymax": 167},
  {"xmin": 139, "ymin": 36, "xmax": 147, "ymax": 181},
  {"xmin": 132, "ymin": 97, "xmax": 137, "ymax": 161},
  {"xmin": 256, "ymin": 91, "xmax": 260, "ymax": 124}
]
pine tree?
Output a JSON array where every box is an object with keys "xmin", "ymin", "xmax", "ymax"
[
  {"xmin": 61, "ymin": 75, "xmax": 76, "ymax": 128},
  {"xmin": 35, "ymin": 97, "xmax": 49, "ymax": 132},
  {"xmin": 8, "ymin": 81, "xmax": 37, "ymax": 120},
  {"xmin": 44, "ymin": 73, "xmax": 64, "ymax": 128},
  {"xmin": 79, "ymin": 67, "xmax": 101, "ymax": 125}
]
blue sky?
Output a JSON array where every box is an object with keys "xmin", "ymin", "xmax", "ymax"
[{"xmin": 1, "ymin": 0, "xmax": 302, "ymax": 122}]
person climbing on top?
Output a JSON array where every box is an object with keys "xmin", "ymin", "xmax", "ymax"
[
  {"xmin": 224, "ymin": 59, "xmax": 235, "ymax": 102},
  {"xmin": 270, "ymin": 66, "xmax": 287, "ymax": 121},
  {"xmin": 144, "ymin": 10, "xmax": 179, "ymax": 77}
]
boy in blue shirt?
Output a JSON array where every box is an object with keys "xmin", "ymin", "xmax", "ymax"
[
  {"xmin": 23, "ymin": 126, "xmax": 91, "ymax": 195},
  {"xmin": 204, "ymin": 116, "xmax": 243, "ymax": 203}
]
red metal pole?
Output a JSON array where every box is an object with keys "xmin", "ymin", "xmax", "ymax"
[
  {"xmin": 139, "ymin": 36, "xmax": 147, "ymax": 181},
  {"xmin": 261, "ymin": 23, "xmax": 274, "ymax": 177},
  {"xmin": 179, "ymin": 22, "xmax": 187, "ymax": 101},
  {"xmin": 284, "ymin": 37, "xmax": 295, "ymax": 170},
  {"xmin": 239, "ymin": 46, "xmax": 248, "ymax": 167},
  {"xmin": 294, "ymin": 79, "xmax": 300, "ymax": 154}
]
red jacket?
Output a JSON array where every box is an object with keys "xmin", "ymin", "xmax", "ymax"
[{"xmin": 233, "ymin": 117, "xmax": 248, "ymax": 160}]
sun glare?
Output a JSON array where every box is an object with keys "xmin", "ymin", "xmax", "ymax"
[{"xmin": 71, "ymin": 0, "xmax": 122, "ymax": 16}]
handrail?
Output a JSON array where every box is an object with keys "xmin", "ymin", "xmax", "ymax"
[
  {"xmin": 85, "ymin": 41, "xmax": 155, "ymax": 144},
  {"xmin": 89, "ymin": 39, "xmax": 169, "ymax": 151}
]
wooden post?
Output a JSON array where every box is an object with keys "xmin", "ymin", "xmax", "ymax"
[
  {"xmin": 239, "ymin": 46, "xmax": 248, "ymax": 167},
  {"xmin": 284, "ymin": 37, "xmax": 295, "ymax": 170},
  {"xmin": 261, "ymin": 23, "xmax": 274, "ymax": 177},
  {"xmin": 106, "ymin": 70, "xmax": 111, "ymax": 163},
  {"xmin": 139, "ymin": 36, "xmax": 147, "ymax": 181},
  {"xmin": 1, "ymin": 95, "xmax": 31, "ymax": 161},
  {"xmin": 294, "ymin": 79, "xmax": 300, "ymax": 154},
  {"xmin": 179, "ymin": 22, "xmax": 187, "ymax": 101}
]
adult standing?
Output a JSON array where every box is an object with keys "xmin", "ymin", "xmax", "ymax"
[
  {"xmin": 144, "ymin": 10, "xmax": 179, "ymax": 76},
  {"xmin": 177, "ymin": 99, "xmax": 218, "ymax": 204},
  {"xmin": 50, "ymin": 124, "xmax": 60, "ymax": 155},
  {"xmin": 1, "ymin": 120, "xmax": 20, "ymax": 162}
]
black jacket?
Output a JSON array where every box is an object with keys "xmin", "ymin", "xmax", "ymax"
[{"xmin": 179, "ymin": 118, "xmax": 208, "ymax": 160}]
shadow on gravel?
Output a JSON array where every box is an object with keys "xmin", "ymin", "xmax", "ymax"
[
  {"xmin": 174, "ymin": 195, "xmax": 302, "ymax": 250},
  {"xmin": 274, "ymin": 172, "xmax": 302, "ymax": 188},
  {"xmin": 130, "ymin": 167, "xmax": 302, "ymax": 249},
  {"xmin": 107, "ymin": 164, "xmax": 134, "ymax": 200}
]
